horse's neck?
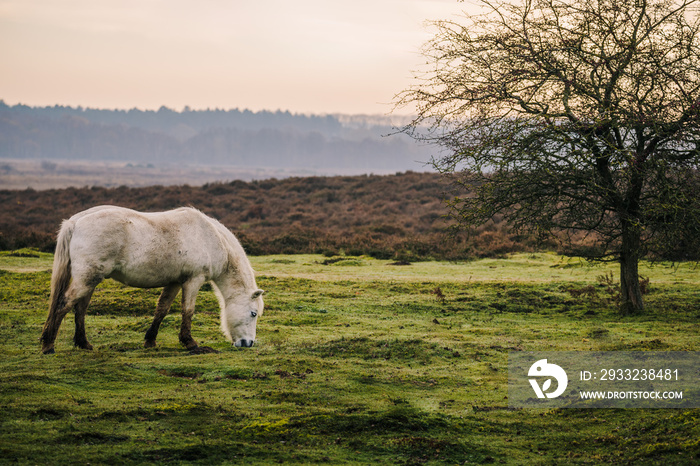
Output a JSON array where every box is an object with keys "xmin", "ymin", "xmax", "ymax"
[{"xmin": 216, "ymin": 258, "xmax": 255, "ymax": 300}]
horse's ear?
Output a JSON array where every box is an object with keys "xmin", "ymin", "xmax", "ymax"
[{"xmin": 251, "ymin": 289, "xmax": 264, "ymax": 300}]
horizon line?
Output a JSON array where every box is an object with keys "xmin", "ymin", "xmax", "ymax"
[{"xmin": 0, "ymin": 99, "xmax": 416, "ymax": 119}]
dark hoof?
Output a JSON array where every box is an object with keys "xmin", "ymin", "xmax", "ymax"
[
  {"xmin": 189, "ymin": 346, "xmax": 220, "ymax": 355},
  {"xmin": 42, "ymin": 348, "xmax": 55, "ymax": 355}
]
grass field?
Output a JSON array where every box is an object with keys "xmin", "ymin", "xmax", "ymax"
[{"xmin": 1, "ymin": 250, "xmax": 698, "ymax": 464}]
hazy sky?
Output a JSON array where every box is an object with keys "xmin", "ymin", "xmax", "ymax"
[{"xmin": 0, "ymin": 0, "xmax": 475, "ymax": 115}]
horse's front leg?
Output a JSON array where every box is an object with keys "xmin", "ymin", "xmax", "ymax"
[
  {"xmin": 178, "ymin": 280, "xmax": 201, "ymax": 351},
  {"xmin": 179, "ymin": 277, "xmax": 204, "ymax": 350},
  {"xmin": 179, "ymin": 277, "xmax": 220, "ymax": 354},
  {"xmin": 144, "ymin": 284, "xmax": 180, "ymax": 348}
]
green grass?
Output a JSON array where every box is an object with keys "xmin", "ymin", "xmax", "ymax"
[{"xmin": 1, "ymin": 251, "xmax": 698, "ymax": 464}]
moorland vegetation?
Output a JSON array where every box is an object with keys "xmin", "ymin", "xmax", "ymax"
[{"xmin": 0, "ymin": 171, "xmax": 546, "ymax": 261}]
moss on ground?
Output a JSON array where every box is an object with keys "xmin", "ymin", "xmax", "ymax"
[{"xmin": 1, "ymin": 252, "xmax": 698, "ymax": 464}]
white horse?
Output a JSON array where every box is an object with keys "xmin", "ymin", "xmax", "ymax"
[{"xmin": 40, "ymin": 206, "xmax": 264, "ymax": 354}]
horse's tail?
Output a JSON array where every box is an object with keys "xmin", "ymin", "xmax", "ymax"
[{"xmin": 47, "ymin": 219, "xmax": 75, "ymax": 320}]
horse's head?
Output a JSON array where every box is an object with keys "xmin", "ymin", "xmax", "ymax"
[{"xmin": 222, "ymin": 289, "xmax": 264, "ymax": 348}]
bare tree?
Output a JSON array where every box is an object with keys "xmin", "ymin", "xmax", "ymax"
[{"xmin": 396, "ymin": 0, "xmax": 700, "ymax": 314}]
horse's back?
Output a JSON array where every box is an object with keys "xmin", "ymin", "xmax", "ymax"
[{"xmin": 68, "ymin": 206, "xmax": 228, "ymax": 288}]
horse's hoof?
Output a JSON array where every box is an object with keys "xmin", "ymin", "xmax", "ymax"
[
  {"xmin": 42, "ymin": 348, "xmax": 55, "ymax": 355},
  {"xmin": 189, "ymin": 346, "xmax": 220, "ymax": 355}
]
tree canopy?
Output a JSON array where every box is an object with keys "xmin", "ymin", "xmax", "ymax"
[{"xmin": 396, "ymin": 0, "xmax": 700, "ymax": 313}]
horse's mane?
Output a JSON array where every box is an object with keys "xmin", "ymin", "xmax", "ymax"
[{"xmin": 198, "ymin": 209, "xmax": 257, "ymax": 290}]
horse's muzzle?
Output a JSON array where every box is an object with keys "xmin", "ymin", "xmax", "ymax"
[{"xmin": 235, "ymin": 339, "xmax": 255, "ymax": 348}]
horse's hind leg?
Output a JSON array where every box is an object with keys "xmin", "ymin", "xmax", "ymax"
[
  {"xmin": 73, "ymin": 292, "xmax": 94, "ymax": 350},
  {"xmin": 41, "ymin": 276, "xmax": 98, "ymax": 354},
  {"xmin": 41, "ymin": 302, "xmax": 72, "ymax": 354},
  {"xmin": 144, "ymin": 284, "xmax": 180, "ymax": 348}
]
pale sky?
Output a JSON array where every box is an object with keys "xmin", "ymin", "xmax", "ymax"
[{"xmin": 0, "ymin": 0, "xmax": 475, "ymax": 115}]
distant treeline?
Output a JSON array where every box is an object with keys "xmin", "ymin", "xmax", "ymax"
[
  {"xmin": 0, "ymin": 171, "xmax": 542, "ymax": 260},
  {"xmin": 0, "ymin": 102, "xmax": 431, "ymax": 171}
]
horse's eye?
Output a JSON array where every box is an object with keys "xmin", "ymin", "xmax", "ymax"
[{"xmin": 251, "ymin": 311, "xmax": 258, "ymax": 318}]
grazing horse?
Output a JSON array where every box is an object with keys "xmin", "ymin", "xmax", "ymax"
[{"xmin": 40, "ymin": 206, "xmax": 264, "ymax": 354}]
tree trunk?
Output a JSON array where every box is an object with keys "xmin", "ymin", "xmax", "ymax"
[{"xmin": 619, "ymin": 225, "xmax": 644, "ymax": 315}]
